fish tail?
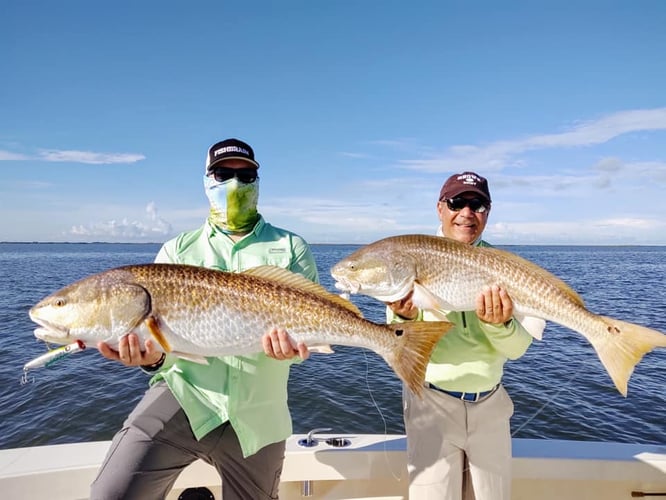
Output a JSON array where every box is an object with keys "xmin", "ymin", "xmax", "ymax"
[
  {"xmin": 591, "ymin": 316, "xmax": 666, "ymax": 397},
  {"xmin": 386, "ymin": 321, "xmax": 452, "ymax": 396}
]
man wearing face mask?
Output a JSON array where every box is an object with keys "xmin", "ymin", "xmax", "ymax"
[{"xmin": 91, "ymin": 138, "xmax": 317, "ymax": 500}]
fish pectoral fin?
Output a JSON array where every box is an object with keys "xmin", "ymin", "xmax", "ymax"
[
  {"xmin": 412, "ymin": 283, "xmax": 451, "ymax": 310},
  {"xmin": 514, "ymin": 314, "xmax": 546, "ymax": 340},
  {"xmin": 307, "ymin": 344, "xmax": 335, "ymax": 354},
  {"xmin": 145, "ymin": 316, "xmax": 172, "ymax": 353},
  {"xmin": 427, "ymin": 309, "xmax": 450, "ymax": 321},
  {"xmin": 171, "ymin": 351, "xmax": 209, "ymax": 365}
]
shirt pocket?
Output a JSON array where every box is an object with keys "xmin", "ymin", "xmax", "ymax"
[{"xmin": 239, "ymin": 253, "xmax": 291, "ymax": 271}]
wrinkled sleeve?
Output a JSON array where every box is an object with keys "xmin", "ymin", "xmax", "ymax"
[
  {"xmin": 481, "ymin": 318, "xmax": 532, "ymax": 360},
  {"xmin": 154, "ymin": 240, "xmax": 176, "ymax": 264},
  {"xmin": 288, "ymin": 235, "xmax": 319, "ymax": 284}
]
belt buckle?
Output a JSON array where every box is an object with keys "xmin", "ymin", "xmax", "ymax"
[
  {"xmin": 475, "ymin": 385, "xmax": 499, "ymax": 403},
  {"xmin": 462, "ymin": 390, "xmax": 485, "ymax": 402},
  {"xmin": 461, "ymin": 392, "xmax": 478, "ymax": 402}
]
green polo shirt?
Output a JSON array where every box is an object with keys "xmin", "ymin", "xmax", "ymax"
[
  {"xmin": 387, "ymin": 238, "xmax": 532, "ymax": 393},
  {"xmin": 150, "ymin": 216, "xmax": 318, "ymax": 457}
]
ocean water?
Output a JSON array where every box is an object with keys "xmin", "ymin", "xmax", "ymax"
[{"xmin": 0, "ymin": 242, "xmax": 664, "ymax": 450}]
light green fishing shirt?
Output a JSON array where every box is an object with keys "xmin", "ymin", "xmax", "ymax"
[
  {"xmin": 149, "ymin": 216, "xmax": 319, "ymax": 457},
  {"xmin": 387, "ymin": 239, "xmax": 532, "ymax": 393}
]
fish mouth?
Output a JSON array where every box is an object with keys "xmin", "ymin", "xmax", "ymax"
[
  {"xmin": 33, "ymin": 327, "xmax": 71, "ymax": 345},
  {"xmin": 30, "ymin": 314, "xmax": 70, "ymax": 344},
  {"xmin": 333, "ymin": 278, "xmax": 408, "ymax": 303},
  {"xmin": 333, "ymin": 278, "xmax": 360, "ymax": 294}
]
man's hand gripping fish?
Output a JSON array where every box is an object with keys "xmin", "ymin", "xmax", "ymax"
[
  {"xmin": 331, "ymin": 234, "xmax": 666, "ymax": 396},
  {"xmin": 29, "ymin": 263, "xmax": 452, "ymax": 395}
]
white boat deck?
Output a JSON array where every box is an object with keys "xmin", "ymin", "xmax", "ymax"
[{"xmin": 0, "ymin": 435, "xmax": 664, "ymax": 499}]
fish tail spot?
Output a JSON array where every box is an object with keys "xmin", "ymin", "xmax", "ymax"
[
  {"xmin": 607, "ymin": 325, "xmax": 620, "ymax": 335},
  {"xmin": 593, "ymin": 315, "xmax": 666, "ymax": 396}
]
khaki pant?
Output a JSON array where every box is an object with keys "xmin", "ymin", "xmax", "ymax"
[
  {"xmin": 403, "ymin": 384, "xmax": 514, "ymax": 500},
  {"xmin": 90, "ymin": 382, "xmax": 285, "ymax": 500}
]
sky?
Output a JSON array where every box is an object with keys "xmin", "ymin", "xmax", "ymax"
[{"xmin": 2, "ymin": 1, "xmax": 665, "ymax": 245}]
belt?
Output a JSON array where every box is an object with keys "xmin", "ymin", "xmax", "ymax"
[{"xmin": 428, "ymin": 383, "xmax": 499, "ymax": 403}]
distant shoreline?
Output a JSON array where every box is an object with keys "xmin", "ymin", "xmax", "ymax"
[
  {"xmin": 0, "ymin": 241, "xmax": 163, "ymax": 245},
  {"xmin": 1, "ymin": 241, "xmax": 665, "ymax": 247}
]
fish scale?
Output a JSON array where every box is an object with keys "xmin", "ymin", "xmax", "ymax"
[
  {"xmin": 331, "ymin": 234, "xmax": 666, "ymax": 396},
  {"xmin": 28, "ymin": 263, "xmax": 451, "ymax": 395},
  {"xmin": 416, "ymin": 240, "xmax": 583, "ymax": 322}
]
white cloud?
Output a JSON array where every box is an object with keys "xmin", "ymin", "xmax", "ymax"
[
  {"xmin": 67, "ymin": 202, "xmax": 172, "ymax": 241},
  {"xmin": 487, "ymin": 216, "xmax": 666, "ymax": 245},
  {"xmin": 261, "ymin": 195, "xmax": 435, "ymax": 241},
  {"xmin": 339, "ymin": 152, "xmax": 371, "ymax": 159},
  {"xmin": 0, "ymin": 150, "xmax": 29, "ymax": 161},
  {"xmin": 38, "ymin": 150, "xmax": 146, "ymax": 164},
  {"xmin": 0, "ymin": 147, "xmax": 145, "ymax": 164},
  {"xmin": 594, "ymin": 157, "xmax": 624, "ymax": 174},
  {"xmin": 398, "ymin": 108, "xmax": 666, "ymax": 173},
  {"xmin": 593, "ymin": 217, "xmax": 655, "ymax": 229}
]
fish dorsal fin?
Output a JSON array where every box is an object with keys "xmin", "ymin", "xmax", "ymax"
[
  {"xmin": 244, "ymin": 266, "xmax": 363, "ymax": 316},
  {"xmin": 482, "ymin": 247, "xmax": 586, "ymax": 307}
]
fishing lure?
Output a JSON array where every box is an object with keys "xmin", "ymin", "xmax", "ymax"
[{"xmin": 21, "ymin": 340, "xmax": 86, "ymax": 384}]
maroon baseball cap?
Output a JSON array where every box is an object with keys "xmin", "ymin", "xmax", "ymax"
[{"xmin": 439, "ymin": 171, "xmax": 491, "ymax": 204}]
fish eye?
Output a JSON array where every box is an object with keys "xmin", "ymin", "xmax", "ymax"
[{"xmin": 54, "ymin": 298, "xmax": 65, "ymax": 307}]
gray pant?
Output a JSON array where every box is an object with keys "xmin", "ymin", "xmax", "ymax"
[{"xmin": 90, "ymin": 382, "xmax": 285, "ymax": 500}]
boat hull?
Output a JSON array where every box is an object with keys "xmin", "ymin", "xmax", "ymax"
[{"xmin": 0, "ymin": 435, "xmax": 664, "ymax": 499}]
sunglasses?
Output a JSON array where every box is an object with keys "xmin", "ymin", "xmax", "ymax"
[
  {"xmin": 443, "ymin": 197, "xmax": 489, "ymax": 213},
  {"xmin": 211, "ymin": 167, "xmax": 258, "ymax": 184}
]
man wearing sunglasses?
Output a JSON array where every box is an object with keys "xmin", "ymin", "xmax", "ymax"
[
  {"xmin": 92, "ymin": 138, "xmax": 317, "ymax": 500},
  {"xmin": 387, "ymin": 172, "xmax": 535, "ymax": 500}
]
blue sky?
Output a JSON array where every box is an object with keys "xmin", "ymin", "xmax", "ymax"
[{"xmin": 2, "ymin": 1, "xmax": 665, "ymax": 245}]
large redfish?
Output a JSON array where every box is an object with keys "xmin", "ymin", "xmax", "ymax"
[
  {"xmin": 29, "ymin": 264, "xmax": 451, "ymax": 395},
  {"xmin": 330, "ymin": 234, "xmax": 666, "ymax": 396}
]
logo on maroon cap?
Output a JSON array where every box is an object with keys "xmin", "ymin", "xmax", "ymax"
[{"xmin": 439, "ymin": 171, "xmax": 491, "ymax": 203}]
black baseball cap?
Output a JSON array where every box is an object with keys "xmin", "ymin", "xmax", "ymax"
[{"xmin": 205, "ymin": 138, "xmax": 259, "ymax": 173}]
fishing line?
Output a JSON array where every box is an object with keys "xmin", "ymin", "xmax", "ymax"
[
  {"xmin": 510, "ymin": 359, "xmax": 589, "ymax": 437},
  {"xmin": 456, "ymin": 360, "xmax": 591, "ymax": 479},
  {"xmin": 362, "ymin": 350, "xmax": 404, "ymax": 482},
  {"xmin": 363, "ymin": 350, "xmax": 389, "ymax": 435},
  {"xmin": 341, "ymin": 291, "xmax": 403, "ymax": 481}
]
